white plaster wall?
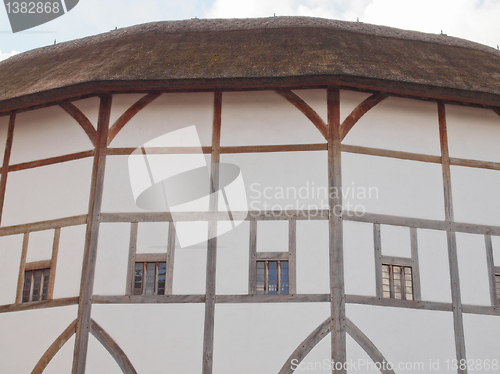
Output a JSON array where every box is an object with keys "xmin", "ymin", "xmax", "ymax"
[
  {"xmin": 342, "ymin": 96, "xmax": 441, "ymax": 156},
  {"xmin": 102, "ymin": 155, "xmax": 144, "ymax": 213},
  {"xmin": 102, "ymin": 154, "xmax": 212, "ymax": 213},
  {"xmin": 380, "ymin": 224, "xmax": 412, "ymax": 258},
  {"xmin": 340, "ymin": 90, "xmax": 372, "ymax": 124},
  {"xmin": 86, "ymin": 335, "xmax": 123, "ymax": 374},
  {"xmin": 0, "ymin": 234, "xmax": 23, "ymax": 305},
  {"xmin": 10, "ymin": 105, "xmax": 93, "ymax": 164},
  {"xmin": 2, "ymin": 158, "xmax": 93, "ymax": 226},
  {"xmin": 463, "ymin": 313, "xmax": 500, "ymax": 371},
  {"xmin": 71, "ymin": 96, "xmax": 100, "ymax": 129},
  {"xmin": 109, "ymin": 92, "xmax": 214, "ymax": 147},
  {"xmin": 451, "ymin": 166, "xmax": 500, "ymax": 226},
  {"xmin": 446, "ymin": 105, "xmax": 500, "ymax": 163},
  {"xmin": 43, "ymin": 335, "xmax": 75, "ymax": 374},
  {"xmin": 94, "ymin": 223, "xmax": 130, "ymax": 295},
  {"xmin": 346, "ymin": 304, "xmax": 456, "ymax": 372},
  {"xmin": 172, "ymin": 239, "xmax": 207, "ymax": 294},
  {"xmin": 294, "ymin": 334, "xmax": 331, "ymax": 373},
  {"xmin": 26, "ymin": 229, "xmax": 54, "ymax": 263},
  {"xmin": 220, "ymin": 91, "xmax": 326, "ymax": 146},
  {"xmin": 92, "ymin": 304, "xmax": 205, "ymax": 373},
  {"xmin": 52, "ymin": 225, "xmax": 86, "ymax": 299},
  {"xmin": 0, "ymin": 115, "xmax": 8, "ymax": 165},
  {"xmin": 136, "ymin": 221, "xmax": 169, "ymax": 254},
  {"xmin": 0, "ymin": 305, "xmax": 77, "ymax": 373},
  {"xmin": 492, "ymin": 236, "xmax": 500, "ymax": 267},
  {"xmin": 456, "ymin": 233, "xmax": 491, "ymax": 306},
  {"xmin": 342, "ymin": 153, "xmax": 445, "ymax": 220},
  {"xmin": 257, "ymin": 220, "xmax": 289, "ymax": 252},
  {"xmin": 417, "ymin": 229, "xmax": 451, "ymax": 303},
  {"xmin": 216, "ymin": 221, "xmax": 249, "ymax": 295},
  {"xmin": 296, "ymin": 220, "xmax": 330, "ymax": 294},
  {"xmin": 346, "ymin": 334, "xmax": 380, "ymax": 373},
  {"xmin": 221, "ymin": 151, "xmax": 328, "ymax": 212},
  {"xmin": 343, "ymin": 221, "xmax": 376, "ymax": 297},
  {"xmin": 213, "ymin": 303, "xmax": 330, "ymax": 374}
]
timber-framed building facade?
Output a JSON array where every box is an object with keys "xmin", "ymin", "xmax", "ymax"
[{"xmin": 0, "ymin": 16, "xmax": 499, "ymax": 374}]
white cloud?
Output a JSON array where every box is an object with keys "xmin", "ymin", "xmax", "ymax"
[
  {"xmin": 205, "ymin": 0, "xmax": 500, "ymax": 48},
  {"xmin": 0, "ymin": 50, "xmax": 19, "ymax": 62}
]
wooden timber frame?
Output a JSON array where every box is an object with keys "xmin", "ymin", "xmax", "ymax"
[
  {"xmin": 72, "ymin": 95, "xmax": 112, "ymax": 374},
  {"xmin": 0, "ymin": 86, "xmax": 498, "ymax": 374}
]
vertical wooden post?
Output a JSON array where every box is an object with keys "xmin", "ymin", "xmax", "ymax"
[
  {"xmin": 72, "ymin": 95, "xmax": 112, "ymax": 374},
  {"xmin": 248, "ymin": 219, "xmax": 257, "ymax": 295},
  {"xmin": 165, "ymin": 222, "xmax": 176, "ymax": 295},
  {"xmin": 410, "ymin": 227, "xmax": 422, "ymax": 301},
  {"xmin": 484, "ymin": 235, "xmax": 498, "ymax": 308},
  {"xmin": 126, "ymin": 222, "xmax": 138, "ymax": 295},
  {"xmin": 438, "ymin": 102, "xmax": 467, "ymax": 374},
  {"xmin": 288, "ymin": 218, "xmax": 297, "ymax": 294},
  {"xmin": 0, "ymin": 113, "xmax": 15, "ymax": 226},
  {"xmin": 327, "ymin": 87, "xmax": 346, "ymax": 373},
  {"xmin": 373, "ymin": 223, "xmax": 383, "ymax": 299},
  {"xmin": 202, "ymin": 91, "xmax": 222, "ymax": 374}
]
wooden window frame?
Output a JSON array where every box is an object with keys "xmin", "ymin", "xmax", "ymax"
[
  {"xmin": 249, "ymin": 218, "xmax": 297, "ymax": 295},
  {"xmin": 16, "ymin": 229, "xmax": 60, "ymax": 304},
  {"xmin": 495, "ymin": 267, "xmax": 500, "ymax": 302},
  {"xmin": 256, "ymin": 259, "xmax": 289, "ymax": 295},
  {"xmin": 133, "ymin": 260, "xmax": 167, "ymax": 296},
  {"xmin": 126, "ymin": 222, "xmax": 175, "ymax": 296},
  {"xmin": 381, "ymin": 261, "xmax": 414, "ymax": 300}
]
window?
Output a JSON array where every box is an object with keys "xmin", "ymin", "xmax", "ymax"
[
  {"xmin": 134, "ymin": 262, "xmax": 167, "ymax": 296},
  {"xmin": 256, "ymin": 260, "xmax": 289, "ymax": 295},
  {"xmin": 382, "ymin": 264, "xmax": 413, "ymax": 300},
  {"xmin": 495, "ymin": 272, "xmax": 500, "ymax": 301},
  {"xmin": 22, "ymin": 268, "xmax": 50, "ymax": 303}
]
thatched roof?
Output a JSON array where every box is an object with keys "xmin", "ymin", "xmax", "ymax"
[{"xmin": 0, "ymin": 16, "xmax": 499, "ymax": 112}]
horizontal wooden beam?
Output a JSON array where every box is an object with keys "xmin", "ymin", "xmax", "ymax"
[
  {"xmin": 25, "ymin": 259, "xmax": 51, "ymax": 271},
  {"xmin": 8, "ymin": 151, "xmax": 94, "ymax": 172},
  {"xmin": 0, "ymin": 297, "xmax": 79, "ymax": 314},
  {"xmin": 341, "ymin": 144, "xmax": 442, "ymax": 164},
  {"xmin": 346, "ymin": 294, "xmax": 452, "ymax": 312},
  {"xmin": 135, "ymin": 253, "xmax": 168, "ymax": 263},
  {"xmin": 256, "ymin": 252, "xmax": 289, "ymax": 260},
  {"xmin": 92, "ymin": 294, "xmax": 205, "ymax": 304},
  {"xmin": 380, "ymin": 255, "xmax": 413, "ymax": 267},
  {"xmin": 216, "ymin": 294, "xmax": 329, "ymax": 303},
  {"xmin": 0, "ymin": 215, "xmax": 87, "ymax": 237}
]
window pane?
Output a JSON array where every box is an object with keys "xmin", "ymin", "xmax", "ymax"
[
  {"xmin": 145, "ymin": 262, "xmax": 156, "ymax": 296},
  {"xmin": 393, "ymin": 266, "xmax": 402, "ymax": 299},
  {"xmin": 22, "ymin": 271, "xmax": 32, "ymax": 303},
  {"xmin": 256, "ymin": 261, "xmax": 266, "ymax": 294},
  {"xmin": 280, "ymin": 261, "xmax": 289, "ymax": 295},
  {"xmin": 32, "ymin": 270, "xmax": 43, "ymax": 302},
  {"xmin": 134, "ymin": 262, "xmax": 144, "ymax": 295},
  {"xmin": 157, "ymin": 262, "xmax": 166, "ymax": 295},
  {"xmin": 42, "ymin": 269, "xmax": 50, "ymax": 301}
]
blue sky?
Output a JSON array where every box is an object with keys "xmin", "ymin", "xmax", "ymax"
[{"xmin": 1, "ymin": 0, "xmax": 499, "ymax": 61}]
